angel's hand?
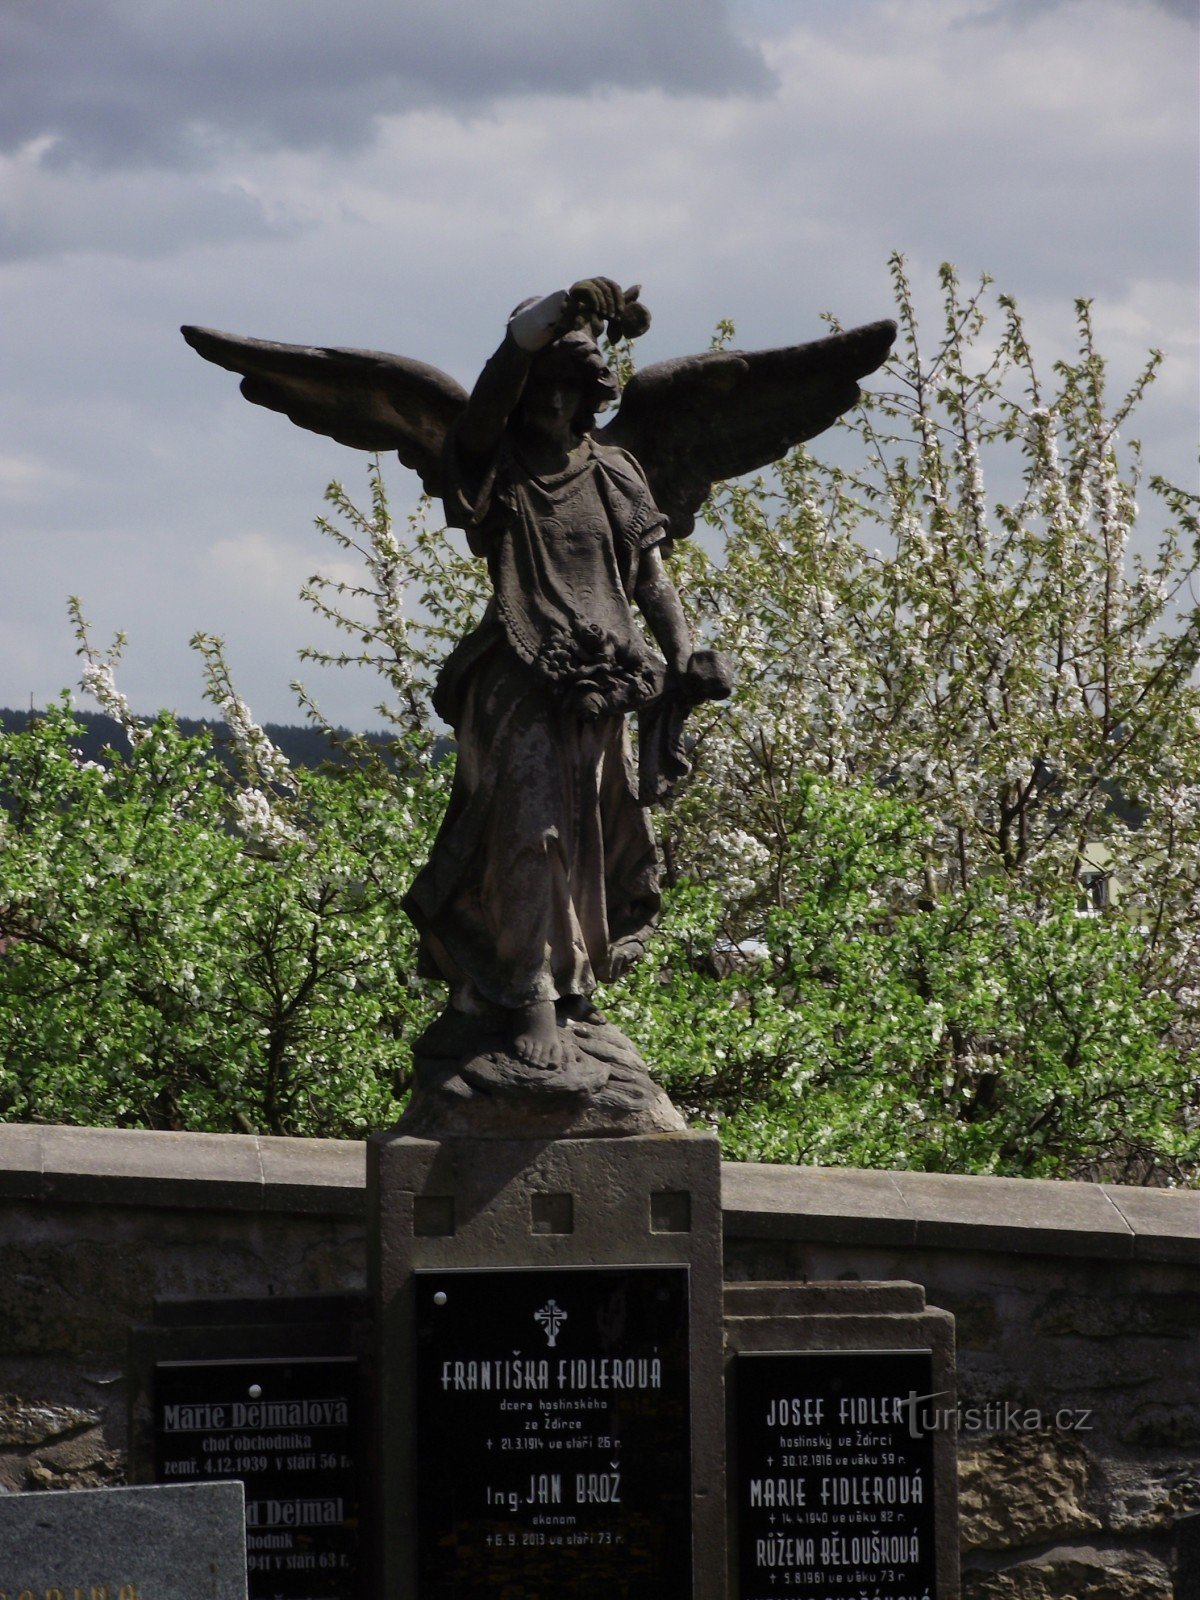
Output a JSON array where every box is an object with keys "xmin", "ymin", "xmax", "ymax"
[
  {"xmin": 508, "ymin": 281, "xmax": 651, "ymax": 350},
  {"xmin": 568, "ymin": 280, "xmax": 652, "ymax": 342},
  {"xmin": 565, "ymin": 277, "xmax": 625, "ymax": 337}
]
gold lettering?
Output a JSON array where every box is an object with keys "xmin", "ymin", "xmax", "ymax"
[
  {"xmin": 47, "ymin": 1591, "xmax": 65, "ymax": 1600},
  {"xmin": 118, "ymin": 1588, "xmax": 139, "ymax": 1600},
  {"xmin": 93, "ymin": 1590, "xmax": 111, "ymax": 1600}
]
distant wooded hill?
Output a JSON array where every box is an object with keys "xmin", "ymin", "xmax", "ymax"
[{"xmin": 0, "ymin": 707, "xmax": 452, "ymax": 771}]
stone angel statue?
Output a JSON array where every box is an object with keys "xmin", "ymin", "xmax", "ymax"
[{"xmin": 183, "ymin": 280, "xmax": 894, "ymax": 1135}]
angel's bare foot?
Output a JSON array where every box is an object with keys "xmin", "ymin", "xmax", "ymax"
[
  {"xmin": 560, "ymin": 994, "xmax": 607, "ymax": 1026},
  {"xmin": 510, "ymin": 1001, "xmax": 565, "ymax": 1069}
]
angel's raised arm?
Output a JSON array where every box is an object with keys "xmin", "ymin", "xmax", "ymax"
[
  {"xmin": 454, "ymin": 284, "xmax": 617, "ymax": 458},
  {"xmin": 453, "ymin": 319, "xmax": 542, "ymax": 461}
]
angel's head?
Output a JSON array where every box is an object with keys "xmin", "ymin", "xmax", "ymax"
[{"xmin": 515, "ymin": 329, "xmax": 619, "ymax": 446}]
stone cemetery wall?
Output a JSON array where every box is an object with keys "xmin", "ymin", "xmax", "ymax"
[
  {"xmin": 724, "ymin": 1165, "xmax": 1199, "ymax": 1599},
  {"xmin": 0, "ymin": 1124, "xmax": 1195, "ymax": 1599}
]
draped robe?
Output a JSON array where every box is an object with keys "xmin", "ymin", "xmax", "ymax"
[{"xmin": 401, "ymin": 431, "xmax": 667, "ymax": 1013}]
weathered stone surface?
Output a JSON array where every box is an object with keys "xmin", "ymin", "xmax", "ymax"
[
  {"xmin": 0, "ymin": 1232, "xmax": 278, "ymax": 1358},
  {"xmin": 893, "ymin": 1171, "xmax": 1134, "ymax": 1259},
  {"xmin": 724, "ymin": 1279, "xmax": 926, "ymax": 1317},
  {"xmin": 0, "ymin": 1204, "xmax": 365, "ymax": 1361},
  {"xmin": 399, "ymin": 1009, "xmax": 686, "ymax": 1138},
  {"xmin": 1102, "ymin": 1460, "xmax": 1200, "ymax": 1533},
  {"xmin": 1121, "ymin": 1400, "xmax": 1200, "ymax": 1449},
  {"xmin": 1035, "ymin": 1290, "xmax": 1200, "ymax": 1339},
  {"xmin": 963, "ymin": 1546, "xmax": 1171, "ymax": 1599},
  {"xmin": 0, "ymin": 1394, "xmax": 100, "ymax": 1445},
  {"xmin": 960, "ymin": 1435, "xmax": 1101, "ymax": 1550},
  {"xmin": 257, "ymin": 1133, "xmax": 364, "ymax": 1215},
  {"xmin": 940, "ymin": 1290, "xmax": 1003, "ymax": 1350},
  {"xmin": 41, "ymin": 1124, "xmax": 263, "ymax": 1208},
  {"xmin": 25, "ymin": 1431, "xmax": 123, "ymax": 1490},
  {"xmin": 2, "ymin": 1123, "xmax": 1194, "ymax": 1253},
  {"xmin": 0, "ymin": 1395, "xmax": 121, "ymax": 1493},
  {"xmin": 963, "ymin": 1337, "xmax": 1181, "ymax": 1399},
  {"xmin": 0, "ymin": 1121, "xmax": 42, "ymax": 1199}
]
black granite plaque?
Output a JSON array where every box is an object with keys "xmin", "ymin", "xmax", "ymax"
[
  {"xmin": 735, "ymin": 1350, "xmax": 938, "ymax": 1600},
  {"xmin": 154, "ymin": 1357, "xmax": 360, "ymax": 1600},
  {"xmin": 415, "ymin": 1264, "xmax": 691, "ymax": 1598}
]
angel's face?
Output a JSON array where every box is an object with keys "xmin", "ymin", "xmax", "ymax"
[{"xmin": 516, "ymin": 355, "xmax": 585, "ymax": 448}]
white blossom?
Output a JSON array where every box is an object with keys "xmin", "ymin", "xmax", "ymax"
[{"xmin": 79, "ymin": 660, "xmax": 144, "ymax": 747}]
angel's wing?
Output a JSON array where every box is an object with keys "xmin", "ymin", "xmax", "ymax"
[
  {"xmin": 181, "ymin": 326, "xmax": 469, "ymax": 498},
  {"xmin": 596, "ymin": 319, "xmax": 896, "ymax": 539}
]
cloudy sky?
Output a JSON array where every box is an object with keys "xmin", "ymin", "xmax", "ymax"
[{"xmin": 2, "ymin": 0, "xmax": 1196, "ymax": 729}]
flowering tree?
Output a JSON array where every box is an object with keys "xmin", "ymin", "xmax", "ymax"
[
  {"xmin": 0, "ymin": 259, "xmax": 1195, "ymax": 1176},
  {"xmin": 0, "ymin": 606, "xmax": 445, "ymax": 1134},
  {"xmin": 633, "ymin": 258, "xmax": 1199, "ymax": 1179}
]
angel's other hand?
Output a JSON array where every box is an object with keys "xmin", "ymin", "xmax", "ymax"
[{"xmin": 609, "ymin": 284, "xmax": 651, "ymax": 341}]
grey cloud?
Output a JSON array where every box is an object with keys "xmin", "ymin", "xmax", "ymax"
[
  {"xmin": 0, "ymin": 172, "xmax": 293, "ymax": 265},
  {"xmin": 968, "ymin": 0, "xmax": 1197, "ymax": 25},
  {"xmin": 1143, "ymin": 0, "xmax": 1195, "ymax": 16},
  {"xmin": 1, "ymin": 0, "xmax": 772, "ymax": 172}
]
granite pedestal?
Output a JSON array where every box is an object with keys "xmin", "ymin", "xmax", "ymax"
[{"xmin": 368, "ymin": 1130, "xmax": 725, "ymax": 1598}]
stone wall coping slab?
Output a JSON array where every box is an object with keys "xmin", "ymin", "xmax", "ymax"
[
  {"xmin": 257, "ymin": 1133, "xmax": 367, "ymax": 1214},
  {"xmin": 722, "ymin": 1162, "xmax": 1199, "ymax": 1262},
  {"xmin": 0, "ymin": 1120, "xmax": 43, "ymax": 1199},
  {"xmin": 3, "ymin": 1122, "xmax": 365, "ymax": 1216},
  {"xmin": 720, "ymin": 1162, "xmax": 914, "ymax": 1246},
  {"xmin": 1101, "ymin": 1183, "xmax": 1200, "ymax": 1265},
  {"xmin": 0, "ymin": 1124, "xmax": 1195, "ymax": 1260},
  {"xmin": 891, "ymin": 1169, "xmax": 1136, "ymax": 1260}
]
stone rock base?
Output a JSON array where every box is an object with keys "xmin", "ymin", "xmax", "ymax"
[
  {"xmin": 963, "ymin": 1546, "xmax": 1172, "ymax": 1599},
  {"xmin": 396, "ymin": 1002, "xmax": 686, "ymax": 1139},
  {"xmin": 0, "ymin": 1395, "xmax": 122, "ymax": 1493},
  {"xmin": 960, "ymin": 1434, "xmax": 1101, "ymax": 1550}
]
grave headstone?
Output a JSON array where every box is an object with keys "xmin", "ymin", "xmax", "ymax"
[
  {"xmin": 128, "ymin": 1292, "xmax": 370, "ymax": 1600},
  {"xmin": 726, "ymin": 1280, "xmax": 959, "ymax": 1600},
  {"xmin": 369, "ymin": 1130, "xmax": 725, "ymax": 1598},
  {"xmin": 415, "ymin": 1263, "xmax": 692, "ymax": 1596},
  {"xmin": 154, "ymin": 1357, "xmax": 360, "ymax": 1599},
  {"xmin": 0, "ymin": 1480, "xmax": 247, "ymax": 1600}
]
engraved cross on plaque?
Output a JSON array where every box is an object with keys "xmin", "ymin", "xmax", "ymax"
[{"xmin": 535, "ymin": 1299, "xmax": 568, "ymax": 1348}]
